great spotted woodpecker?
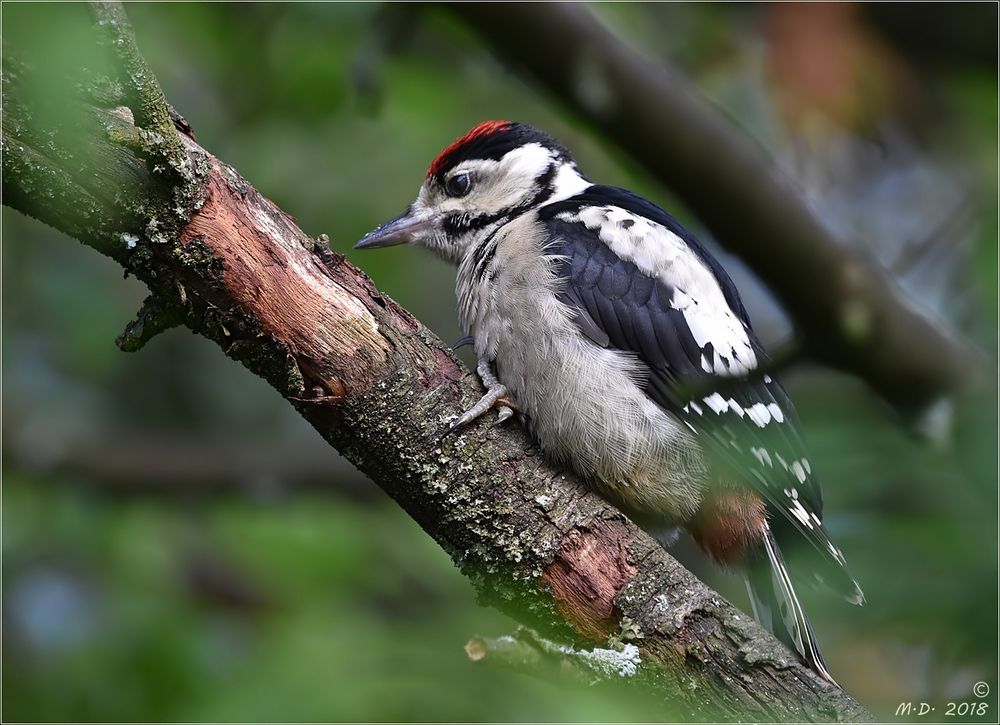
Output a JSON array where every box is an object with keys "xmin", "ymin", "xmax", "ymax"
[{"xmin": 355, "ymin": 121, "xmax": 863, "ymax": 682}]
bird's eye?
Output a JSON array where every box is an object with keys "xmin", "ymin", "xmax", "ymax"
[{"xmin": 445, "ymin": 172, "xmax": 472, "ymax": 198}]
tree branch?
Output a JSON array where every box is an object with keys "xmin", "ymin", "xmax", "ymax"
[
  {"xmin": 442, "ymin": 2, "xmax": 982, "ymax": 414},
  {"xmin": 465, "ymin": 626, "xmax": 643, "ymax": 686},
  {"xmin": 1, "ymin": 423, "xmax": 377, "ymax": 500},
  {"xmin": 2, "ymin": 4, "xmax": 874, "ymax": 721}
]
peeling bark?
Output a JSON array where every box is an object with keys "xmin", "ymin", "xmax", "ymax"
[
  {"xmin": 1, "ymin": 4, "xmax": 876, "ymax": 721},
  {"xmin": 541, "ymin": 521, "xmax": 638, "ymax": 641}
]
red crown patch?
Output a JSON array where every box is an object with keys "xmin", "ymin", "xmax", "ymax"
[{"xmin": 426, "ymin": 120, "xmax": 512, "ymax": 179}]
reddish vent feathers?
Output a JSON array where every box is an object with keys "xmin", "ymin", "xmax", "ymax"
[
  {"xmin": 690, "ymin": 489, "xmax": 768, "ymax": 565},
  {"xmin": 426, "ymin": 120, "xmax": 512, "ymax": 178}
]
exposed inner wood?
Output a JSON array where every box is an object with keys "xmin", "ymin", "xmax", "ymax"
[
  {"xmin": 541, "ymin": 521, "xmax": 638, "ymax": 640},
  {"xmin": 180, "ymin": 158, "xmax": 394, "ymax": 398}
]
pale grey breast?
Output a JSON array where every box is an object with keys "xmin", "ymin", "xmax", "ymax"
[{"xmin": 456, "ymin": 212, "xmax": 708, "ymax": 521}]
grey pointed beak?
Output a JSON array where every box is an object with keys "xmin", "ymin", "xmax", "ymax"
[{"xmin": 354, "ymin": 209, "xmax": 437, "ymax": 250}]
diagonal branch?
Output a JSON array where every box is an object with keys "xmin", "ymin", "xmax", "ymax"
[
  {"xmin": 2, "ymin": 3, "xmax": 874, "ymax": 721},
  {"xmin": 442, "ymin": 2, "xmax": 982, "ymax": 414}
]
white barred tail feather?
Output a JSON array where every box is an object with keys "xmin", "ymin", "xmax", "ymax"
[{"xmin": 747, "ymin": 525, "xmax": 836, "ymax": 684}]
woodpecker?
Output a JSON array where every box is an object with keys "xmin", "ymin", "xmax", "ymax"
[{"xmin": 355, "ymin": 121, "xmax": 863, "ymax": 682}]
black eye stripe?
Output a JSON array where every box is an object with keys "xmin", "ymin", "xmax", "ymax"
[
  {"xmin": 445, "ymin": 172, "xmax": 472, "ymax": 198},
  {"xmin": 441, "ymin": 161, "xmax": 560, "ymax": 237}
]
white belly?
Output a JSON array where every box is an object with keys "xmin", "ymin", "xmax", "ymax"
[
  {"xmin": 498, "ymin": 310, "xmax": 706, "ymax": 521},
  {"xmin": 457, "ymin": 216, "xmax": 707, "ymax": 522}
]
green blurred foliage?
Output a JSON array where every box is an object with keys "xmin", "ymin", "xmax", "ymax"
[
  {"xmin": 2, "ymin": 3, "xmax": 997, "ymax": 722},
  {"xmin": 3, "ymin": 478, "xmax": 673, "ymax": 722}
]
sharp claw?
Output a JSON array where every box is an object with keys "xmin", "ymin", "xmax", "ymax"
[
  {"xmin": 453, "ymin": 335, "xmax": 475, "ymax": 350},
  {"xmin": 442, "ymin": 383, "xmax": 515, "ymax": 438},
  {"xmin": 441, "ymin": 422, "xmax": 463, "ymax": 440},
  {"xmin": 444, "ymin": 409, "xmax": 475, "ymax": 436}
]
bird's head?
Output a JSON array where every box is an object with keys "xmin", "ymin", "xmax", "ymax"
[{"xmin": 354, "ymin": 121, "xmax": 590, "ymax": 264}]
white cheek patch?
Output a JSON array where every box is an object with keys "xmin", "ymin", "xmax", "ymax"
[
  {"xmin": 547, "ymin": 163, "xmax": 591, "ymax": 203},
  {"xmin": 450, "ymin": 144, "xmax": 553, "ymax": 215}
]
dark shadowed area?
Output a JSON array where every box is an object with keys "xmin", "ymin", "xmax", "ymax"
[{"xmin": 2, "ymin": 3, "xmax": 997, "ymax": 722}]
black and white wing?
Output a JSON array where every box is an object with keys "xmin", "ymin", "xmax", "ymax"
[{"xmin": 540, "ymin": 186, "xmax": 862, "ymax": 602}]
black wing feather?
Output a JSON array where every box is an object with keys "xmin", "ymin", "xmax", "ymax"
[
  {"xmin": 543, "ymin": 185, "xmax": 753, "ymax": 324},
  {"xmin": 541, "ymin": 191, "xmax": 860, "ymax": 600}
]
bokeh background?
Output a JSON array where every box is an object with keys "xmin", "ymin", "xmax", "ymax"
[{"xmin": 2, "ymin": 2, "xmax": 997, "ymax": 722}]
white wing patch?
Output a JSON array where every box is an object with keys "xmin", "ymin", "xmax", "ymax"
[
  {"xmin": 553, "ymin": 203, "xmax": 856, "ymax": 598},
  {"xmin": 703, "ymin": 392, "xmax": 729, "ymax": 414},
  {"xmin": 791, "ymin": 460, "xmax": 807, "ymax": 484},
  {"xmin": 746, "ymin": 403, "xmax": 772, "ymax": 427},
  {"xmin": 558, "ymin": 206, "xmax": 757, "ymax": 377},
  {"xmin": 788, "ymin": 497, "xmax": 814, "ymax": 529},
  {"xmin": 752, "ymin": 447, "xmax": 773, "ymax": 467}
]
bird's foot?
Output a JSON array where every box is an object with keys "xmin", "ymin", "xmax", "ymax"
[{"xmin": 445, "ymin": 385, "xmax": 517, "ymax": 436}]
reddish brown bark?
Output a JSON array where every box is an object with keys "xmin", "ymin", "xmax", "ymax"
[
  {"xmin": 179, "ymin": 154, "xmax": 401, "ymax": 399},
  {"xmin": 541, "ymin": 522, "xmax": 639, "ymax": 640}
]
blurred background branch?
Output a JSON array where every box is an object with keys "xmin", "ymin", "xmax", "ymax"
[
  {"xmin": 444, "ymin": 2, "xmax": 983, "ymax": 415},
  {"xmin": 1, "ymin": 419, "xmax": 376, "ymax": 500}
]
